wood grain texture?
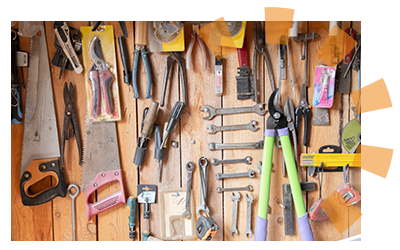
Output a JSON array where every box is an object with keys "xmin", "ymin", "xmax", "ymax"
[{"xmin": 11, "ymin": 21, "xmax": 361, "ymax": 241}]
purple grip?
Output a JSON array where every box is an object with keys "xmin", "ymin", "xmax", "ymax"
[
  {"xmin": 264, "ymin": 129, "xmax": 275, "ymax": 137},
  {"xmin": 277, "ymin": 127, "xmax": 289, "ymax": 137},
  {"xmin": 297, "ymin": 213, "xmax": 314, "ymax": 241},
  {"xmin": 254, "ymin": 216, "xmax": 268, "ymax": 241}
]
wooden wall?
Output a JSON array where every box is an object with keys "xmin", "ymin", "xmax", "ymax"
[{"xmin": 11, "ymin": 21, "xmax": 361, "ymax": 241}]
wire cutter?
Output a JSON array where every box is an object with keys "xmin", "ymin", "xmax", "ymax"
[
  {"xmin": 295, "ymin": 83, "xmax": 311, "ymax": 147},
  {"xmin": 255, "ymin": 89, "xmax": 313, "ymax": 241},
  {"xmin": 160, "ymin": 52, "xmax": 187, "ymax": 107},
  {"xmin": 61, "ymin": 82, "xmax": 82, "ymax": 169}
]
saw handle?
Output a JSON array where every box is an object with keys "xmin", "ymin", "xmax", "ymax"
[
  {"xmin": 85, "ymin": 169, "xmax": 126, "ymax": 221},
  {"xmin": 20, "ymin": 158, "xmax": 67, "ymax": 206}
]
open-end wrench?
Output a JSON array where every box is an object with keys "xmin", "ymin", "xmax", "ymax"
[
  {"xmin": 230, "ymin": 192, "xmax": 241, "ymax": 236},
  {"xmin": 67, "ymin": 184, "xmax": 80, "ymax": 241},
  {"xmin": 211, "ymin": 156, "xmax": 251, "ymax": 166},
  {"xmin": 208, "ymin": 141, "xmax": 263, "ymax": 151},
  {"xmin": 200, "ymin": 102, "xmax": 267, "ymax": 120},
  {"xmin": 215, "ymin": 170, "xmax": 255, "ymax": 180},
  {"xmin": 207, "ymin": 120, "xmax": 258, "ymax": 134},
  {"xmin": 216, "ymin": 185, "xmax": 253, "ymax": 194},
  {"xmin": 245, "ymin": 193, "xmax": 254, "ymax": 238},
  {"xmin": 182, "ymin": 161, "xmax": 195, "ymax": 219},
  {"xmin": 196, "ymin": 157, "xmax": 210, "ymax": 215}
]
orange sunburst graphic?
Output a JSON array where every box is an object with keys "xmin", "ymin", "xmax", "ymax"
[{"xmin": 352, "ymin": 78, "xmax": 393, "ymax": 178}]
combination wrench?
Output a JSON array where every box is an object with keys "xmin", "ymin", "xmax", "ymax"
[
  {"xmin": 196, "ymin": 157, "xmax": 210, "ymax": 215},
  {"xmin": 245, "ymin": 193, "xmax": 254, "ymax": 238},
  {"xmin": 208, "ymin": 141, "xmax": 263, "ymax": 151},
  {"xmin": 182, "ymin": 161, "xmax": 195, "ymax": 219},
  {"xmin": 215, "ymin": 170, "xmax": 255, "ymax": 180},
  {"xmin": 230, "ymin": 192, "xmax": 240, "ymax": 236},
  {"xmin": 200, "ymin": 102, "xmax": 267, "ymax": 120},
  {"xmin": 216, "ymin": 185, "xmax": 253, "ymax": 194},
  {"xmin": 211, "ymin": 156, "xmax": 252, "ymax": 166},
  {"xmin": 207, "ymin": 120, "xmax": 258, "ymax": 134}
]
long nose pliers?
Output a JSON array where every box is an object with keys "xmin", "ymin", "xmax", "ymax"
[{"xmin": 255, "ymin": 89, "xmax": 314, "ymax": 241}]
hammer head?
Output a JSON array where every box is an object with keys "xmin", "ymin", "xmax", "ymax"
[{"xmin": 294, "ymin": 33, "xmax": 319, "ymax": 42}]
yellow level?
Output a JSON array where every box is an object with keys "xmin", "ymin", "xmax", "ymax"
[{"xmin": 300, "ymin": 153, "xmax": 361, "ymax": 167}]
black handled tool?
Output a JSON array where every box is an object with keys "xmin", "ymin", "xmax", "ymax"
[
  {"xmin": 118, "ymin": 35, "xmax": 131, "ymax": 89},
  {"xmin": 154, "ymin": 124, "xmax": 166, "ymax": 182},
  {"xmin": 159, "ymin": 101, "xmax": 186, "ymax": 149}
]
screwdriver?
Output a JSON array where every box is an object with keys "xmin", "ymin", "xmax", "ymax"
[
  {"xmin": 159, "ymin": 101, "xmax": 186, "ymax": 150},
  {"xmin": 154, "ymin": 123, "xmax": 167, "ymax": 182},
  {"xmin": 127, "ymin": 196, "xmax": 137, "ymax": 240},
  {"xmin": 142, "ymin": 197, "xmax": 151, "ymax": 241}
]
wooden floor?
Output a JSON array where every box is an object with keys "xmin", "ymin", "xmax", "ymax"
[{"xmin": 11, "ymin": 21, "xmax": 361, "ymax": 241}]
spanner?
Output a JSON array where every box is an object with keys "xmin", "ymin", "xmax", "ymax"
[
  {"xmin": 211, "ymin": 156, "xmax": 251, "ymax": 166},
  {"xmin": 216, "ymin": 185, "xmax": 253, "ymax": 194},
  {"xmin": 215, "ymin": 170, "xmax": 255, "ymax": 180},
  {"xmin": 196, "ymin": 157, "xmax": 210, "ymax": 215},
  {"xmin": 182, "ymin": 161, "xmax": 195, "ymax": 219},
  {"xmin": 200, "ymin": 102, "xmax": 267, "ymax": 120},
  {"xmin": 207, "ymin": 120, "xmax": 258, "ymax": 134},
  {"xmin": 67, "ymin": 184, "xmax": 80, "ymax": 241},
  {"xmin": 230, "ymin": 192, "xmax": 241, "ymax": 236},
  {"xmin": 244, "ymin": 193, "xmax": 254, "ymax": 238},
  {"xmin": 208, "ymin": 141, "xmax": 263, "ymax": 151}
]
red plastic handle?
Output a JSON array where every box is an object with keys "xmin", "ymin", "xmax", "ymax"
[
  {"xmin": 237, "ymin": 36, "xmax": 248, "ymax": 67},
  {"xmin": 89, "ymin": 70, "xmax": 101, "ymax": 118},
  {"xmin": 99, "ymin": 69, "xmax": 114, "ymax": 116},
  {"xmin": 84, "ymin": 169, "xmax": 126, "ymax": 221}
]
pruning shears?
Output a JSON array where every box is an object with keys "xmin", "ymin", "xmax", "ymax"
[{"xmin": 255, "ymin": 89, "xmax": 314, "ymax": 241}]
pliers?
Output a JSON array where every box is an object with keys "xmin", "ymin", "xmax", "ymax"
[
  {"xmin": 61, "ymin": 82, "xmax": 82, "ymax": 169},
  {"xmin": 186, "ymin": 24, "xmax": 208, "ymax": 71},
  {"xmin": 255, "ymin": 89, "xmax": 313, "ymax": 241},
  {"xmin": 253, "ymin": 21, "xmax": 275, "ymax": 95},
  {"xmin": 295, "ymin": 83, "xmax": 311, "ymax": 147},
  {"xmin": 160, "ymin": 52, "xmax": 187, "ymax": 107},
  {"xmin": 132, "ymin": 45, "xmax": 152, "ymax": 99}
]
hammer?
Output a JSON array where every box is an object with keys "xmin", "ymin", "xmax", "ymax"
[{"xmin": 294, "ymin": 33, "xmax": 318, "ymax": 86}]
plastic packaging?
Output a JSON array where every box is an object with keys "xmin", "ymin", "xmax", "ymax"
[
  {"xmin": 81, "ymin": 25, "xmax": 121, "ymax": 121},
  {"xmin": 313, "ymin": 65, "xmax": 336, "ymax": 108}
]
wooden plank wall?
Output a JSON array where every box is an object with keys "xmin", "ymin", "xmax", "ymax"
[{"xmin": 11, "ymin": 21, "xmax": 361, "ymax": 241}]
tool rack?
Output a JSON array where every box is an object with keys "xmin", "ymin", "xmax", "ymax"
[{"xmin": 11, "ymin": 21, "xmax": 361, "ymax": 241}]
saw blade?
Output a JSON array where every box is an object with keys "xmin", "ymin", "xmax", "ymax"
[
  {"xmin": 81, "ymin": 119, "xmax": 121, "ymax": 192},
  {"xmin": 20, "ymin": 25, "xmax": 60, "ymax": 178}
]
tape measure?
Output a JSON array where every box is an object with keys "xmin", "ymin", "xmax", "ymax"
[{"xmin": 195, "ymin": 214, "xmax": 219, "ymax": 240}]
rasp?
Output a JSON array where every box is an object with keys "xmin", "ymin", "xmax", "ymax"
[
  {"xmin": 81, "ymin": 119, "xmax": 126, "ymax": 221},
  {"xmin": 20, "ymin": 25, "xmax": 67, "ymax": 206}
]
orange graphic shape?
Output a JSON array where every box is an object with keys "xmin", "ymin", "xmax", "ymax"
[
  {"xmin": 351, "ymin": 78, "xmax": 392, "ymax": 114},
  {"xmin": 320, "ymin": 191, "xmax": 362, "ymax": 234},
  {"xmin": 264, "ymin": 7, "xmax": 295, "ymax": 45},
  {"xmin": 316, "ymin": 25, "xmax": 357, "ymax": 67},
  {"xmin": 359, "ymin": 145, "xmax": 393, "ymax": 178}
]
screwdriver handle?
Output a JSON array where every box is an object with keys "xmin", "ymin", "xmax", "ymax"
[
  {"xmin": 166, "ymin": 101, "xmax": 186, "ymax": 133},
  {"xmin": 127, "ymin": 196, "xmax": 137, "ymax": 227}
]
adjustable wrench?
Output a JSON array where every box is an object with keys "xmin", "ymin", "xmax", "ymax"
[
  {"xmin": 211, "ymin": 156, "xmax": 251, "ymax": 166},
  {"xmin": 215, "ymin": 170, "xmax": 255, "ymax": 180},
  {"xmin": 207, "ymin": 120, "xmax": 258, "ymax": 134},
  {"xmin": 245, "ymin": 193, "xmax": 254, "ymax": 238},
  {"xmin": 216, "ymin": 185, "xmax": 253, "ymax": 194},
  {"xmin": 200, "ymin": 103, "xmax": 267, "ymax": 120},
  {"xmin": 208, "ymin": 141, "xmax": 263, "ymax": 151},
  {"xmin": 230, "ymin": 192, "xmax": 241, "ymax": 236},
  {"xmin": 182, "ymin": 161, "xmax": 194, "ymax": 219}
]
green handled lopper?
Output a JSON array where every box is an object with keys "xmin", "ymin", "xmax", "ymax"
[{"xmin": 255, "ymin": 89, "xmax": 314, "ymax": 241}]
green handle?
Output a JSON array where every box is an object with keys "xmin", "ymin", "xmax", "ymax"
[
  {"xmin": 142, "ymin": 231, "xmax": 150, "ymax": 241},
  {"xmin": 257, "ymin": 134, "xmax": 275, "ymax": 219},
  {"xmin": 127, "ymin": 196, "xmax": 137, "ymax": 227},
  {"xmin": 280, "ymin": 132, "xmax": 306, "ymax": 216}
]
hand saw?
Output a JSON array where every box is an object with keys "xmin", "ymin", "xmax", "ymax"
[
  {"xmin": 81, "ymin": 119, "xmax": 126, "ymax": 221},
  {"xmin": 20, "ymin": 25, "xmax": 67, "ymax": 206}
]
